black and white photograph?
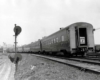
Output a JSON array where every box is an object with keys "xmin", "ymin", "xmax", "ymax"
[{"xmin": 0, "ymin": 0, "xmax": 100, "ymax": 80}]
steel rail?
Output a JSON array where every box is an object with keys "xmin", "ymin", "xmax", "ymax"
[{"xmin": 32, "ymin": 54, "xmax": 100, "ymax": 74}]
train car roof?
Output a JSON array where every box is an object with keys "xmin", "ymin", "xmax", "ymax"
[{"xmin": 41, "ymin": 22, "xmax": 93, "ymax": 41}]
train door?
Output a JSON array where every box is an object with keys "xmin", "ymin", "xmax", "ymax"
[
  {"xmin": 75, "ymin": 27, "xmax": 79, "ymax": 48},
  {"xmin": 75, "ymin": 27, "xmax": 87, "ymax": 47},
  {"xmin": 79, "ymin": 28, "xmax": 87, "ymax": 46},
  {"xmin": 75, "ymin": 27, "xmax": 88, "ymax": 55}
]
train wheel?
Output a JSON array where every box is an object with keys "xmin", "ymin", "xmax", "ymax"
[
  {"xmin": 48, "ymin": 51, "xmax": 52, "ymax": 55},
  {"xmin": 42, "ymin": 51, "xmax": 46, "ymax": 55},
  {"xmin": 62, "ymin": 50, "xmax": 71, "ymax": 57},
  {"xmin": 81, "ymin": 52, "xmax": 85, "ymax": 57},
  {"xmin": 52, "ymin": 52, "xmax": 57, "ymax": 56},
  {"xmin": 57, "ymin": 52, "xmax": 64, "ymax": 56}
]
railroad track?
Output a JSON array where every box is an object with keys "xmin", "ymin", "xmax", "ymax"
[
  {"xmin": 34, "ymin": 53, "xmax": 100, "ymax": 65},
  {"xmin": 32, "ymin": 54, "xmax": 100, "ymax": 74},
  {"xmin": 67, "ymin": 58, "xmax": 100, "ymax": 65}
]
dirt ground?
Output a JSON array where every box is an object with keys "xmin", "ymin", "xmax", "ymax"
[{"xmin": 14, "ymin": 53, "xmax": 100, "ymax": 80}]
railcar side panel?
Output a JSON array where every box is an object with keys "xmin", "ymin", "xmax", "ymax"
[
  {"xmin": 87, "ymin": 25, "xmax": 94, "ymax": 49},
  {"xmin": 30, "ymin": 41, "xmax": 41, "ymax": 52},
  {"xmin": 41, "ymin": 28, "xmax": 70, "ymax": 52},
  {"xmin": 69, "ymin": 26, "xmax": 76, "ymax": 53}
]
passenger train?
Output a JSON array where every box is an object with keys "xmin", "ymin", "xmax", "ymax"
[{"xmin": 13, "ymin": 22, "xmax": 95, "ymax": 57}]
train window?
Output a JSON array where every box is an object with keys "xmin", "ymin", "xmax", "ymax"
[
  {"xmin": 52, "ymin": 39, "xmax": 53, "ymax": 44},
  {"xmin": 48, "ymin": 41, "xmax": 50, "ymax": 44},
  {"xmin": 46, "ymin": 41, "xmax": 47, "ymax": 45},
  {"xmin": 49, "ymin": 42, "xmax": 50, "ymax": 45},
  {"xmin": 47, "ymin": 42, "xmax": 49, "ymax": 45},
  {"xmin": 56, "ymin": 38, "xmax": 58, "ymax": 42},
  {"xmin": 62, "ymin": 36, "xmax": 64, "ymax": 41},
  {"xmin": 54, "ymin": 39, "xmax": 55, "ymax": 43}
]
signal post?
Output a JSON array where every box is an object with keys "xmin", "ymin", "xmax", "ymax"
[{"xmin": 13, "ymin": 24, "xmax": 22, "ymax": 71}]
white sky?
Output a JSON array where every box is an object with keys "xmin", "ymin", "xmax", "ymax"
[{"xmin": 0, "ymin": 0, "xmax": 100, "ymax": 46}]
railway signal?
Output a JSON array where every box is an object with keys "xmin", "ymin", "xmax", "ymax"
[
  {"xmin": 13, "ymin": 24, "xmax": 22, "ymax": 70},
  {"xmin": 14, "ymin": 24, "xmax": 22, "ymax": 54},
  {"xmin": 14, "ymin": 24, "xmax": 22, "ymax": 36}
]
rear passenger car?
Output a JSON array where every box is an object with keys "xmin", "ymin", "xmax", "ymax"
[{"xmin": 41, "ymin": 22, "xmax": 95, "ymax": 56}]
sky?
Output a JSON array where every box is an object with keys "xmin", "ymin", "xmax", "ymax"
[{"xmin": 0, "ymin": 0, "xmax": 100, "ymax": 46}]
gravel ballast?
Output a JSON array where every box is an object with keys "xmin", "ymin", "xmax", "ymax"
[{"xmin": 14, "ymin": 54, "xmax": 100, "ymax": 80}]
